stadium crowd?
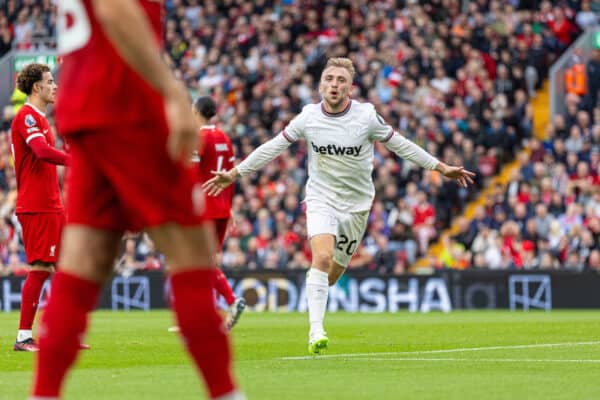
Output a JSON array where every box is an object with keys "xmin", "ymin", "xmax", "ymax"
[
  {"xmin": 439, "ymin": 99, "xmax": 600, "ymax": 271},
  {"xmin": 0, "ymin": 0, "xmax": 597, "ymax": 276},
  {"xmin": 0, "ymin": 0, "xmax": 56, "ymax": 55}
]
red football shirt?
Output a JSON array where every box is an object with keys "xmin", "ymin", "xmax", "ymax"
[
  {"xmin": 55, "ymin": 0, "xmax": 165, "ymax": 134},
  {"xmin": 197, "ymin": 126, "xmax": 234, "ymax": 219},
  {"xmin": 11, "ymin": 103, "xmax": 64, "ymax": 213}
]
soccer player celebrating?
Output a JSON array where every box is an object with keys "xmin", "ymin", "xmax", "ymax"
[
  {"xmin": 204, "ymin": 57, "xmax": 475, "ymax": 355},
  {"xmin": 10, "ymin": 63, "xmax": 69, "ymax": 352},
  {"xmin": 30, "ymin": 1, "xmax": 242, "ymax": 400}
]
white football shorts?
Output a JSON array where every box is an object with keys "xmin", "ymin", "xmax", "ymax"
[{"xmin": 305, "ymin": 200, "xmax": 369, "ymax": 268}]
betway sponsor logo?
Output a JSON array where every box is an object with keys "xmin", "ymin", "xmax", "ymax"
[{"xmin": 311, "ymin": 141, "xmax": 362, "ymax": 157}]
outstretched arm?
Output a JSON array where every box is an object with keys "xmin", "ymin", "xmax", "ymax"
[
  {"xmin": 203, "ymin": 133, "xmax": 292, "ymax": 196},
  {"xmin": 383, "ymin": 132, "xmax": 475, "ymax": 188}
]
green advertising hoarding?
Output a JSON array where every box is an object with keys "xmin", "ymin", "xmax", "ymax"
[{"xmin": 13, "ymin": 54, "xmax": 58, "ymax": 72}]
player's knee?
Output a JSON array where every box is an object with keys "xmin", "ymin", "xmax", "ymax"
[
  {"xmin": 312, "ymin": 251, "xmax": 333, "ymax": 270},
  {"xmin": 59, "ymin": 227, "xmax": 121, "ymax": 283},
  {"xmin": 30, "ymin": 261, "xmax": 55, "ymax": 270},
  {"xmin": 61, "ymin": 253, "xmax": 114, "ymax": 283},
  {"xmin": 148, "ymin": 224, "xmax": 216, "ymax": 269}
]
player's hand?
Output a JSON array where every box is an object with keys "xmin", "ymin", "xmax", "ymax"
[
  {"xmin": 436, "ymin": 162, "xmax": 476, "ymax": 188},
  {"xmin": 164, "ymin": 82, "xmax": 198, "ymax": 164},
  {"xmin": 203, "ymin": 168, "xmax": 238, "ymax": 196}
]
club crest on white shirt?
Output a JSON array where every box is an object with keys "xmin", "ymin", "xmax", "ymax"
[{"xmin": 346, "ymin": 122, "xmax": 366, "ymax": 137}]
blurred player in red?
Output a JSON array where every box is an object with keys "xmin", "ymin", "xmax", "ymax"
[
  {"xmin": 169, "ymin": 97, "xmax": 245, "ymax": 333},
  {"xmin": 30, "ymin": 1, "xmax": 242, "ymax": 400},
  {"xmin": 194, "ymin": 97, "xmax": 246, "ymax": 328},
  {"xmin": 10, "ymin": 63, "xmax": 70, "ymax": 352}
]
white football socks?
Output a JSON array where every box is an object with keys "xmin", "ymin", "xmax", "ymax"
[
  {"xmin": 306, "ymin": 268, "xmax": 329, "ymax": 340},
  {"xmin": 17, "ymin": 329, "xmax": 33, "ymax": 342},
  {"xmin": 214, "ymin": 390, "xmax": 246, "ymax": 400}
]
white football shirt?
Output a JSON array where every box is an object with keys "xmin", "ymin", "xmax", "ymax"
[{"xmin": 236, "ymin": 100, "xmax": 439, "ymax": 212}]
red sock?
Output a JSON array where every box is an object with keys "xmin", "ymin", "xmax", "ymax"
[
  {"xmin": 19, "ymin": 270, "xmax": 50, "ymax": 332},
  {"xmin": 32, "ymin": 271, "xmax": 100, "ymax": 398},
  {"xmin": 212, "ymin": 269, "xmax": 236, "ymax": 306},
  {"xmin": 171, "ymin": 268, "xmax": 236, "ymax": 399}
]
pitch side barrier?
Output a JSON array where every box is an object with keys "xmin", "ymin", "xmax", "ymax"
[{"xmin": 1, "ymin": 270, "xmax": 599, "ymax": 312}]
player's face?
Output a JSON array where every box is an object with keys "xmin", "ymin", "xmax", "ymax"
[
  {"xmin": 36, "ymin": 71, "xmax": 57, "ymax": 104},
  {"xmin": 319, "ymin": 67, "xmax": 352, "ymax": 111}
]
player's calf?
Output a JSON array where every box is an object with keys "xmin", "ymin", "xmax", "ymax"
[
  {"xmin": 32, "ymin": 271, "xmax": 100, "ymax": 398},
  {"xmin": 171, "ymin": 269, "xmax": 238, "ymax": 398},
  {"xmin": 328, "ymin": 262, "xmax": 346, "ymax": 286},
  {"xmin": 15, "ymin": 268, "xmax": 51, "ymax": 349}
]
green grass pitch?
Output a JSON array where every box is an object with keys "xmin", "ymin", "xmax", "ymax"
[{"xmin": 1, "ymin": 311, "xmax": 600, "ymax": 399}]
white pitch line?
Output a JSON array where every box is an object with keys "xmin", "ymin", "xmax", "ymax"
[
  {"xmin": 347, "ymin": 358, "xmax": 600, "ymax": 364},
  {"xmin": 279, "ymin": 341, "xmax": 600, "ymax": 361}
]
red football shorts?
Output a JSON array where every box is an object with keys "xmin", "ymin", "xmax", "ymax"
[
  {"xmin": 65, "ymin": 125, "xmax": 204, "ymax": 232},
  {"xmin": 17, "ymin": 212, "xmax": 65, "ymax": 264},
  {"xmin": 212, "ymin": 218, "xmax": 229, "ymax": 249}
]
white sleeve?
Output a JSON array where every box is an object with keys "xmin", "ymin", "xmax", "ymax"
[
  {"xmin": 236, "ymin": 133, "xmax": 292, "ymax": 177},
  {"xmin": 383, "ymin": 131, "xmax": 439, "ymax": 171},
  {"xmin": 281, "ymin": 106, "xmax": 309, "ymax": 142},
  {"xmin": 367, "ymin": 105, "xmax": 395, "ymax": 142}
]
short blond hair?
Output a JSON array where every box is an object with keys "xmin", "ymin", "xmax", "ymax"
[{"xmin": 322, "ymin": 57, "xmax": 355, "ymax": 80}]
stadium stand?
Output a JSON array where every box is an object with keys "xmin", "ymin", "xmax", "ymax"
[{"xmin": 0, "ymin": 0, "xmax": 596, "ymax": 275}]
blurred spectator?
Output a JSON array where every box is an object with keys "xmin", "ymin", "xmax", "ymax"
[
  {"xmin": 412, "ymin": 191, "xmax": 436, "ymax": 255},
  {"xmin": 588, "ymin": 249, "xmax": 600, "ymax": 270},
  {"xmin": 222, "ymin": 238, "xmax": 247, "ymax": 270},
  {"xmin": 453, "ymin": 216, "xmax": 477, "ymax": 249},
  {"xmin": 547, "ymin": 6, "xmax": 577, "ymax": 50},
  {"xmin": 0, "ymin": 2, "xmax": 56, "ymax": 53},
  {"xmin": 439, "ymin": 234, "xmax": 470, "ymax": 269},
  {"xmin": 115, "ymin": 237, "xmax": 142, "ymax": 278},
  {"xmin": 575, "ymin": 1, "xmax": 599, "ymax": 30},
  {"xmin": 5, "ymin": 240, "xmax": 26, "ymax": 275},
  {"xmin": 565, "ymin": 50, "xmax": 587, "ymax": 97},
  {"xmin": 10, "ymin": 86, "xmax": 26, "ymax": 115},
  {"xmin": 586, "ymin": 48, "xmax": 600, "ymax": 111}
]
